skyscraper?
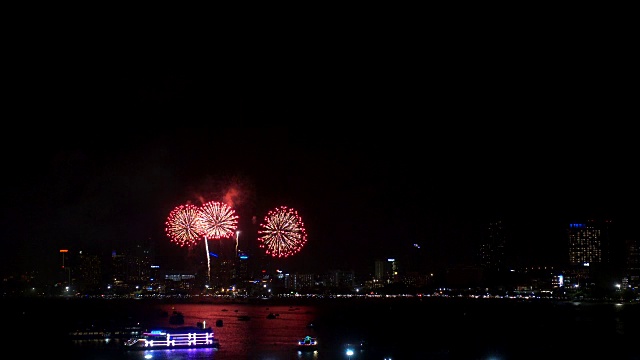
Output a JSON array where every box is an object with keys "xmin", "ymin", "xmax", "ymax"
[
  {"xmin": 624, "ymin": 238, "xmax": 640, "ymax": 289},
  {"xmin": 478, "ymin": 220, "xmax": 507, "ymax": 271},
  {"xmin": 565, "ymin": 219, "xmax": 612, "ymax": 289},
  {"xmin": 567, "ymin": 220, "xmax": 611, "ymax": 266}
]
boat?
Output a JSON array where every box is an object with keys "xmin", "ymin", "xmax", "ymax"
[
  {"xmin": 297, "ymin": 335, "xmax": 318, "ymax": 352},
  {"xmin": 169, "ymin": 311, "xmax": 185, "ymax": 325},
  {"xmin": 266, "ymin": 312, "xmax": 278, "ymax": 319},
  {"xmin": 68, "ymin": 322, "xmax": 145, "ymax": 341},
  {"xmin": 124, "ymin": 324, "xmax": 220, "ymax": 350}
]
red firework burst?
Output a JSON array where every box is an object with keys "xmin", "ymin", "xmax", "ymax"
[
  {"xmin": 258, "ymin": 206, "xmax": 307, "ymax": 257},
  {"xmin": 165, "ymin": 203, "xmax": 203, "ymax": 247},
  {"xmin": 197, "ymin": 201, "xmax": 239, "ymax": 239}
]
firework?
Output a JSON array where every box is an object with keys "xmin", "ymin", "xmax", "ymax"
[
  {"xmin": 165, "ymin": 204, "xmax": 203, "ymax": 247},
  {"xmin": 197, "ymin": 201, "xmax": 239, "ymax": 239},
  {"xmin": 258, "ymin": 206, "xmax": 308, "ymax": 257}
]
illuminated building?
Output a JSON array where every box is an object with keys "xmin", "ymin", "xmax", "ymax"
[
  {"xmin": 565, "ymin": 219, "xmax": 612, "ymax": 289},
  {"xmin": 568, "ymin": 220, "xmax": 611, "ymax": 266},
  {"xmin": 478, "ymin": 220, "xmax": 507, "ymax": 272}
]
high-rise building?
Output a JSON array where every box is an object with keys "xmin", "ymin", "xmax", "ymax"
[
  {"xmin": 374, "ymin": 259, "xmax": 386, "ymax": 282},
  {"xmin": 374, "ymin": 259, "xmax": 399, "ymax": 284},
  {"xmin": 624, "ymin": 238, "xmax": 640, "ymax": 289},
  {"xmin": 292, "ymin": 273, "xmax": 315, "ymax": 290},
  {"xmin": 326, "ymin": 270, "xmax": 355, "ymax": 289},
  {"xmin": 565, "ymin": 220, "xmax": 612, "ymax": 289},
  {"xmin": 478, "ymin": 220, "xmax": 507, "ymax": 271},
  {"xmin": 76, "ymin": 251, "xmax": 102, "ymax": 292},
  {"xmin": 567, "ymin": 220, "xmax": 611, "ymax": 266},
  {"xmin": 109, "ymin": 246, "xmax": 153, "ymax": 291},
  {"xmin": 236, "ymin": 251, "xmax": 250, "ymax": 284}
]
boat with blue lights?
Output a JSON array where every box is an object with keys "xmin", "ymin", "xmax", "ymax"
[
  {"xmin": 124, "ymin": 323, "xmax": 219, "ymax": 350},
  {"xmin": 297, "ymin": 335, "xmax": 318, "ymax": 351}
]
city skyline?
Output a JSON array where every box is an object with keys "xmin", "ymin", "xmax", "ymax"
[
  {"xmin": 2, "ymin": 206, "xmax": 632, "ymax": 280},
  {"xmin": 9, "ymin": 215, "xmax": 636, "ymax": 300}
]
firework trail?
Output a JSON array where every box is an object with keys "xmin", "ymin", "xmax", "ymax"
[
  {"xmin": 258, "ymin": 206, "xmax": 308, "ymax": 258},
  {"xmin": 235, "ymin": 231, "xmax": 239, "ymax": 258},
  {"xmin": 203, "ymin": 234, "xmax": 211, "ymax": 285},
  {"xmin": 165, "ymin": 204, "xmax": 203, "ymax": 247},
  {"xmin": 197, "ymin": 201, "xmax": 239, "ymax": 285}
]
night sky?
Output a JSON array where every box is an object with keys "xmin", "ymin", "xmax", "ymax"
[{"xmin": 2, "ymin": 34, "xmax": 636, "ymax": 278}]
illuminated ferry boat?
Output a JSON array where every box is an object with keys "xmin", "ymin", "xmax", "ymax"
[{"xmin": 125, "ymin": 324, "xmax": 219, "ymax": 350}]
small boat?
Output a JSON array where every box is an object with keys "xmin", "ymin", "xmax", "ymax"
[
  {"xmin": 297, "ymin": 335, "xmax": 318, "ymax": 351},
  {"xmin": 169, "ymin": 311, "xmax": 185, "ymax": 325},
  {"xmin": 237, "ymin": 315, "xmax": 251, "ymax": 321},
  {"xmin": 266, "ymin": 313, "xmax": 278, "ymax": 319}
]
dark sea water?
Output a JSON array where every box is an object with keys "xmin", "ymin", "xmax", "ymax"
[{"xmin": 6, "ymin": 297, "xmax": 640, "ymax": 359}]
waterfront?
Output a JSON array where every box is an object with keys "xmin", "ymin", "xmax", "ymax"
[{"xmin": 6, "ymin": 297, "xmax": 640, "ymax": 359}]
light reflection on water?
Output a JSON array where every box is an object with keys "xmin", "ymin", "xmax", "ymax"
[
  {"xmin": 8, "ymin": 298, "xmax": 640, "ymax": 359},
  {"xmin": 68, "ymin": 302, "xmax": 326, "ymax": 360}
]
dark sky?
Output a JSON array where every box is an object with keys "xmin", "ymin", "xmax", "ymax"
[{"xmin": 2, "ymin": 30, "xmax": 636, "ymax": 278}]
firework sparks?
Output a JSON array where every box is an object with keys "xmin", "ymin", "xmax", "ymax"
[
  {"xmin": 197, "ymin": 201, "xmax": 239, "ymax": 239},
  {"xmin": 165, "ymin": 203, "xmax": 203, "ymax": 247},
  {"xmin": 258, "ymin": 206, "xmax": 308, "ymax": 257}
]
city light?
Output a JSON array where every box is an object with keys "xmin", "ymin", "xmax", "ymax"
[{"xmin": 346, "ymin": 348, "xmax": 354, "ymax": 359}]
